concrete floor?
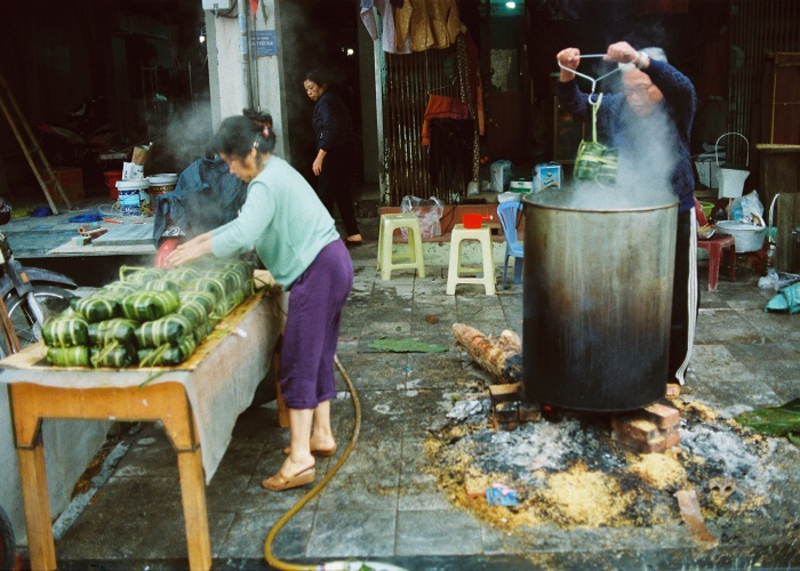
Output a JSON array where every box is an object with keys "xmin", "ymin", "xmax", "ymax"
[{"xmin": 7, "ymin": 209, "xmax": 800, "ymax": 570}]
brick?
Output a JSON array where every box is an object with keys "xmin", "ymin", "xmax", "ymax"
[
  {"xmin": 489, "ymin": 383, "xmax": 522, "ymax": 405},
  {"xmin": 518, "ymin": 401, "xmax": 542, "ymax": 423},
  {"xmin": 493, "ymin": 400, "xmax": 519, "ymax": 423},
  {"xmin": 613, "ymin": 426, "xmax": 680, "ymax": 454},
  {"xmin": 612, "ymin": 416, "xmax": 661, "ymax": 443},
  {"xmin": 666, "ymin": 383, "xmax": 681, "ymax": 397},
  {"xmin": 640, "ymin": 403, "xmax": 680, "ymax": 429},
  {"xmin": 490, "ymin": 416, "xmax": 520, "ymax": 432}
]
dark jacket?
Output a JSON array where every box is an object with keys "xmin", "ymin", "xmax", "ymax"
[
  {"xmin": 312, "ymin": 91, "xmax": 354, "ymax": 152},
  {"xmin": 152, "ymin": 156, "xmax": 247, "ymax": 245},
  {"xmin": 558, "ymin": 59, "xmax": 697, "ymax": 213}
]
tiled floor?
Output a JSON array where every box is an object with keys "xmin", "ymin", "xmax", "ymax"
[{"xmin": 11, "ymin": 214, "xmax": 800, "ymax": 570}]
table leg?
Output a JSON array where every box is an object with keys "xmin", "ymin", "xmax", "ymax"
[
  {"xmin": 17, "ymin": 445, "xmax": 56, "ymax": 570},
  {"xmin": 177, "ymin": 449, "xmax": 212, "ymax": 571}
]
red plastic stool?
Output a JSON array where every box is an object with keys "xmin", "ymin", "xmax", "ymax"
[{"xmin": 698, "ymin": 235, "xmax": 736, "ymax": 291}]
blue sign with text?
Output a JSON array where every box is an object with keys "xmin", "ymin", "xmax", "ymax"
[{"xmin": 251, "ymin": 30, "xmax": 277, "ymax": 57}]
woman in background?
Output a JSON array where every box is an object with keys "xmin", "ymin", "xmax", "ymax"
[
  {"xmin": 303, "ymin": 69, "xmax": 362, "ymax": 247},
  {"xmin": 167, "ymin": 111, "xmax": 352, "ymax": 491}
]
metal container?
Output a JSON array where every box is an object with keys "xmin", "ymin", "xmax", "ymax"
[{"xmin": 522, "ymin": 188, "xmax": 678, "ymax": 412}]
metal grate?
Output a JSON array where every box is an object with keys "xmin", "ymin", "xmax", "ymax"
[
  {"xmin": 729, "ymin": 0, "xmax": 800, "ymax": 162},
  {"xmin": 384, "ymin": 47, "xmax": 470, "ymax": 205}
]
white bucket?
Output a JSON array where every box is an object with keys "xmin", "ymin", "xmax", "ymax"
[
  {"xmin": 716, "ymin": 220, "xmax": 766, "ymax": 253},
  {"xmin": 145, "ymin": 173, "xmax": 178, "ymax": 208},
  {"xmin": 116, "ymin": 179, "xmax": 149, "ymax": 216},
  {"xmin": 715, "ymin": 132, "xmax": 750, "ymax": 199}
]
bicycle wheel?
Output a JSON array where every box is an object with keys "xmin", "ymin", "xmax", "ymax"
[{"xmin": 4, "ymin": 285, "xmax": 77, "ymax": 348}]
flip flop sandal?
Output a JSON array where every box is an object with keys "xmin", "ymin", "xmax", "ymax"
[{"xmin": 261, "ymin": 466, "xmax": 315, "ymax": 492}]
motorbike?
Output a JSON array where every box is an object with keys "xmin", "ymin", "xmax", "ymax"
[{"xmin": 0, "ymin": 231, "xmax": 78, "ymax": 357}]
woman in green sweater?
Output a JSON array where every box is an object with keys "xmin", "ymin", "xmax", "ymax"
[{"xmin": 167, "ymin": 112, "xmax": 353, "ymax": 491}]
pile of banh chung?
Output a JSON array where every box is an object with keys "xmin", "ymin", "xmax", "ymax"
[{"xmin": 42, "ymin": 258, "xmax": 256, "ymax": 368}]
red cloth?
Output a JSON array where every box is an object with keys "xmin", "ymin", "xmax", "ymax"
[{"xmin": 421, "ymin": 94, "xmax": 470, "ymax": 146}]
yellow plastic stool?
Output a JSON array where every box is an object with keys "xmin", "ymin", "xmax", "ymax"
[
  {"xmin": 446, "ymin": 223, "xmax": 496, "ymax": 295},
  {"xmin": 376, "ymin": 212, "xmax": 426, "ymax": 280}
]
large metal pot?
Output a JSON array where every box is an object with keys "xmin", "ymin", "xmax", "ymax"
[{"xmin": 522, "ymin": 188, "xmax": 678, "ymax": 412}]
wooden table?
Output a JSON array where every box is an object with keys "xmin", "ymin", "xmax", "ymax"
[{"xmin": 0, "ymin": 292, "xmax": 282, "ymax": 570}]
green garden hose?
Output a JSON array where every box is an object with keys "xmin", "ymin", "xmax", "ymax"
[{"xmin": 263, "ymin": 355, "xmax": 406, "ymax": 571}]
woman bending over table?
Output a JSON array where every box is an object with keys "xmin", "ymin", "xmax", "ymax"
[{"xmin": 167, "ymin": 111, "xmax": 353, "ymax": 491}]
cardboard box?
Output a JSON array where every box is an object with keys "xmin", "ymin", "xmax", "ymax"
[{"xmin": 47, "ymin": 167, "xmax": 84, "ymax": 204}]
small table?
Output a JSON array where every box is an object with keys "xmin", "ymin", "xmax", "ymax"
[{"xmin": 0, "ymin": 292, "xmax": 282, "ymax": 570}]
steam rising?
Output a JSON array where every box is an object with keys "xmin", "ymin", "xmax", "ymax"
[{"xmin": 550, "ymin": 71, "xmax": 681, "ymax": 211}]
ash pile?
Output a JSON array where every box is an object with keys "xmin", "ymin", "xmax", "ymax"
[{"xmin": 423, "ymin": 324, "xmax": 783, "ymax": 542}]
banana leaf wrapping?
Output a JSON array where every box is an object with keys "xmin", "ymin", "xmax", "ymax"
[
  {"xmin": 221, "ymin": 290, "xmax": 246, "ymax": 316},
  {"xmin": 87, "ymin": 318, "xmax": 138, "ymax": 347},
  {"xmin": 120, "ymin": 266, "xmax": 165, "ymax": 283},
  {"xmin": 101, "ymin": 281, "xmax": 140, "ymax": 298},
  {"xmin": 179, "ymin": 291, "xmax": 217, "ymax": 315},
  {"xmin": 187, "ymin": 277, "xmax": 226, "ymax": 302},
  {"xmin": 193, "ymin": 321, "xmax": 214, "ymax": 345},
  {"xmin": 71, "ymin": 295, "xmax": 122, "ymax": 323},
  {"xmin": 47, "ymin": 346, "xmax": 90, "ymax": 367},
  {"xmin": 135, "ymin": 313, "xmax": 194, "ymax": 348},
  {"xmin": 574, "ymin": 140, "xmax": 619, "ymax": 183},
  {"xmin": 142, "ymin": 278, "xmax": 181, "ymax": 294},
  {"xmin": 199, "ymin": 268, "xmax": 246, "ymax": 297},
  {"xmin": 164, "ymin": 267, "xmax": 200, "ymax": 286},
  {"xmin": 121, "ymin": 290, "xmax": 180, "ymax": 322},
  {"xmin": 177, "ymin": 300, "xmax": 208, "ymax": 328},
  {"xmin": 90, "ymin": 341, "xmax": 138, "ymax": 368},
  {"xmin": 43, "ymin": 316, "xmax": 89, "ymax": 347},
  {"xmin": 138, "ymin": 337, "xmax": 197, "ymax": 367}
]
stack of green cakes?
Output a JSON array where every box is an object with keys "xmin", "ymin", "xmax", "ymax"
[{"xmin": 43, "ymin": 258, "xmax": 255, "ymax": 368}]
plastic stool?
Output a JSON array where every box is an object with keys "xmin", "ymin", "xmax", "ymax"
[
  {"xmin": 376, "ymin": 212, "xmax": 426, "ymax": 280},
  {"xmin": 446, "ymin": 224, "xmax": 496, "ymax": 295},
  {"xmin": 698, "ymin": 235, "xmax": 736, "ymax": 291}
]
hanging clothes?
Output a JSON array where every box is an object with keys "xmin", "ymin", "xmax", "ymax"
[
  {"xmin": 421, "ymin": 94, "xmax": 470, "ymax": 146},
  {"xmin": 427, "ymin": 118, "xmax": 474, "ymax": 195},
  {"xmin": 360, "ymin": 0, "xmax": 412, "ymax": 54},
  {"xmin": 395, "ymin": 0, "xmax": 462, "ymax": 53}
]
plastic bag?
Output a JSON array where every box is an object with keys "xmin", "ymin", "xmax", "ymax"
[
  {"xmin": 400, "ymin": 195, "xmax": 444, "ymax": 239},
  {"xmin": 731, "ymin": 190, "xmax": 764, "ymax": 225}
]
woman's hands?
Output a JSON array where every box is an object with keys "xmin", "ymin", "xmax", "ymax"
[
  {"xmin": 165, "ymin": 232, "xmax": 213, "ymax": 267},
  {"xmin": 556, "ymin": 48, "xmax": 581, "ymax": 82}
]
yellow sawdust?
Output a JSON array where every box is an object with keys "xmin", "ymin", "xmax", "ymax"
[
  {"xmin": 627, "ymin": 449, "xmax": 688, "ymax": 488},
  {"xmin": 539, "ymin": 462, "xmax": 631, "ymax": 527}
]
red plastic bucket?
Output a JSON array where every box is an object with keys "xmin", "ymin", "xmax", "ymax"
[{"xmin": 104, "ymin": 171, "xmax": 123, "ymax": 199}]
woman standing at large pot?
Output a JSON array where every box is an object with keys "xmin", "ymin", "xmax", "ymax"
[
  {"xmin": 304, "ymin": 69, "xmax": 363, "ymax": 247},
  {"xmin": 556, "ymin": 41, "xmax": 698, "ymax": 387},
  {"xmin": 166, "ymin": 111, "xmax": 352, "ymax": 491}
]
